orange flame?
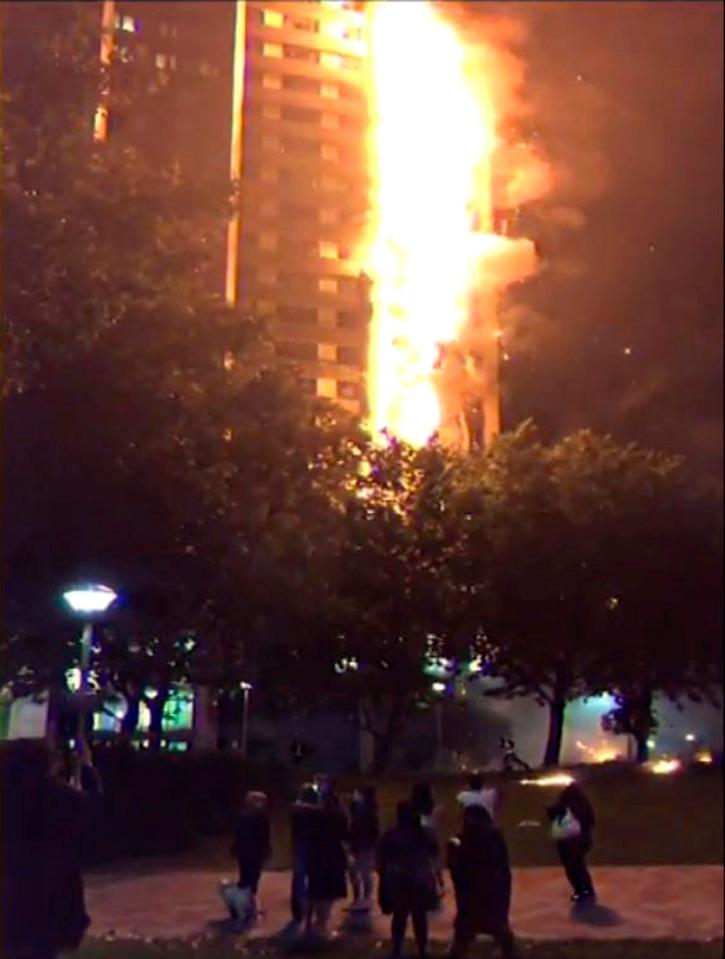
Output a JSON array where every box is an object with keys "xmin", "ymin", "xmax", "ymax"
[{"xmin": 364, "ymin": 2, "xmax": 548, "ymax": 448}]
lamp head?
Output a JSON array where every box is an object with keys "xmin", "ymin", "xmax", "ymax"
[{"xmin": 63, "ymin": 584, "xmax": 117, "ymax": 615}]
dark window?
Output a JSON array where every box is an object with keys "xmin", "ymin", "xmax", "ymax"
[
  {"xmin": 337, "ymin": 345, "xmax": 361, "ymax": 365},
  {"xmin": 279, "ymin": 306, "xmax": 318, "ymax": 326},
  {"xmin": 282, "ymin": 105, "xmax": 319, "ymax": 125},
  {"xmin": 300, "ymin": 377, "xmax": 317, "ymax": 395},
  {"xmin": 283, "ymin": 74, "xmax": 319, "ymax": 95},
  {"xmin": 277, "ymin": 340, "xmax": 317, "ymax": 361},
  {"xmin": 338, "ymin": 381, "xmax": 360, "ymax": 400},
  {"xmin": 338, "ymin": 310, "xmax": 359, "ymax": 329},
  {"xmin": 285, "ymin": 44, "xmax": 318, "ymax": 65}
]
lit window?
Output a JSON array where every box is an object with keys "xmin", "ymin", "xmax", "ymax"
[
  {"xmin": 321, "ymin": 144, "xmax": 339, "ymax": 162},
  {"xmin": 263, "ymin": 103, "xmax": 281, "ymax": 120},
  {"xmin": 262, "ymin": 73, "xmax": 282, "ymax": 90},
  {"xmin": 319, "ymin": 209, "xmax": 337, "ymax": 225},
  {"xmin": 321, "ymin": 82, "xmax": 339, "ymax": 99},
  {"xmin": 320, "ymin": 51, "xmax": 342, "ymax": 69},
  {"xmin": 259, "ymin": 232, "xmax": 278, "ymax": 251},
  {"xmin": 319, "ymin": 278, "xmax": 338, "ymax": 294},
  {"xmin": 263, "ymin": 42, "xmax": 283, "ymax": 58},
  {"xmin": 155, "ymin": 53, "xmax": 167, "ymax": 69},
  {"xmin": 319, "ymin": 241, "xmax": 339, "ymax": 260},
  {"xmin": 321, "ymin": 113, "xmax": 340, "ymax": 130},
  {"xmin": 263, "ymin": 9, "xmax": 283, "ymax": 28},
  {"xmin": 317, "ymin": 378, "xmax": 337, "ymax": 399},
  {"xmin": 121, "ymin": 15, "xmax": 136, "ymax": 32},
  {"xmin": 318, "ymin": 343, "xmax": 336, "ymax": 361}
]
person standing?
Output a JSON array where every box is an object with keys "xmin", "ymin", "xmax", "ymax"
[
  {"xmin": 378, "ymin": 801, "xmax": 440, "ymax": 959},
  {"xmin": 289, "ymin": 783, "xmax": 320, "ymax": 931},
  {"xmin": 448, "ymin": 805, "xmax": 518, "ymax": 958},
  {"xmin": 347, "ymin": 785, "xmax": 380, "ymax": 912},
  {"xmin": 304, "ymin": 782, "xmax": 349, "ymax": 941},
  {"xmin": 456, "ymin": 771, "xmax": 499, "ymax": 819},
  {"xmin": 410, "ymin": 782, "xmax": 445, "ymax": 902},
  {"xmin": 226, "ymin": 791, "xmax": 271, "ymax": 926},
  {"xmin": 1, "ymin": 738, "xmax": 102, "ymax": 959},
  {"xmin": 547, "ymin": 782, "xmax": 596, "ymax": 902}
]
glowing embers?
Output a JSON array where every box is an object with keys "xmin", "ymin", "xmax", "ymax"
[{"xmin": 521, "ymin": 773, "xmax": 575, "ymax": 788}]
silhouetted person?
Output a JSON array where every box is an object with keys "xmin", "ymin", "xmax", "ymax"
[
  {"xmin": 1, "ymin": 738, "xmax": 101, "ymax": 959},
  {"xmin": 289, "ymin": 783, "xmax": 319, "ymax": 929},
  {"xmin": 410, "ymin": 782, "xmax": 444, "ymax": 899},
  {"xmin": 228, "ymin": 791, "xmax": 271, "ymax": 925},
  {"xmin": 500, "ymin": 737, "xmax": 530, "ymax": 772},
  {"xmin": 347, "ymin": 785, "xmax": 380, "ymax": 911},
  {"xmin": 448, "ymin": 805, "xmax": 518, "ymax": 958},
  {"xmin": 378, "ymin": 801, "xmax": 440, "ymax": 959},
  {"xmin": 456, "ymin": 771, "xmax": 499, "ymax": 819},
  {"xmin": 303, "ymin": 782, "xmax": 349, "ymax": 940},
  {"xmin": 547, "ymin": 782, "xmax": 596, "ymax": 902}
]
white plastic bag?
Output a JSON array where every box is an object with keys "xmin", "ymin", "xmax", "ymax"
[
  {"xmin": 219, "ymin": 880, "xmax": 250, "ymax": 921},
  {"xmin": 551, "ymin": 808, "xmax": 582, "ymax": 841}
]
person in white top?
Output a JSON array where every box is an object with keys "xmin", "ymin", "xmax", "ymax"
[{"xmin": 456, "ymin": 772, "xmax": 499, "ymax": 820}]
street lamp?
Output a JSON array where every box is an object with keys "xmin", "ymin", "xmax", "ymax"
[
  {"xmin": 63, "ymin": 584, "xmax": 117, "ymax": 747},
  {"xmin": 239, "ymin": 681, "xmax": 253, "ymax": 759}
]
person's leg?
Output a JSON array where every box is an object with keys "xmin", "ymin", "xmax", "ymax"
[
  {"xmin": 291, "ymin": 857, "xmax": 306, "ymax": 923},
  {"xmin": 574, "ymin": 839, "xmax": 595, "ymax": 897},
  {"xmin": 390, "ymin": 908, "xmax": 409, "ymax": 958},
  {"xmin": 448, "ymin": 922, "xmax": 475, "ymax": 959},
  {"xmin": 313, "ymin": 899, "xmax": 333, "ymax": 938},
  {"xmin": 494, "ymin": 924, "xmax": 519, "ymax": 959},
  {"xmin": 350, "ymin": 854, "xmax": 363, "ymax": 903},
  {"xmin": 557, "ymin": 841, "xmax": 581, "ymax": 895},
  {"xmin": 361, "ymin": 850, "xmax": 375, "ymax": 904},
  {"xmin": 411, "ymin": 906, "xmax": 429, "ymax": 957}
]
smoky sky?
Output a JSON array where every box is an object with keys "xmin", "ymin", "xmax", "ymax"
[{"xmin": 470, "ymin": 1, "xmax": 723, "ymax": 476}]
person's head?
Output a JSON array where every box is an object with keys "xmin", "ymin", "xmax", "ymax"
[
  {"xmin": 298, "ymin": 783, "xmax": 319, "ymax": 805},
  {"xmin": 467, "ymin": 772, "xmax": 484, "ymax": 791},
  {"xmin": 245, "ymin": 791, "xmax": 268, "ymax": 811},
  {"xmin": 396, "ymin": 800, "xmax": 421, "ymax": 829},
  {"xmin": 560, "ymin": 782, "xmax": 585, "ymax": 804},
  {"xmin": 411, "ymin": 782, "xmax": 435, "ymax": 817}
]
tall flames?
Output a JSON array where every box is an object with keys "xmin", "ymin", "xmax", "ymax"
[{"xmin": 363, "ymin": 2, "xmax": 549, "ymax": 448}]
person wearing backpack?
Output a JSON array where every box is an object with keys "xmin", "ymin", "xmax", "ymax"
[
  {"xmin": 547, "ymin": 782, "xmax": 596, "ymax": 902},
  {"xmin": 377, "ymin": 801, "xmax": 440, "ymax": 959}
]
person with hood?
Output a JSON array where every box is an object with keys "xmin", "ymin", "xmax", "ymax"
[
  {"xmin": 303, "ymin": 781, "xmax": 349, "ymax": 940},
  {"xmin": 1, "ymin": 737, "xmax": 102, "ymax": 959},
  {"xmin": 347, "ymin": 785, "xmax": 380, "ymax": 911},
  {"xmin": 447, "ymin": 804, "xmax": 518, "ymax": 959},
  {"xmin": 222, "ymin": 790, "xmax": 271, "ymax": 926},
  {"xmin": 377, "ymin": 801, "xmax": 440, "ymax": 959},
  {"xmin": 547, "ymin": 782, "xmax": 596, "ymax": 902}
]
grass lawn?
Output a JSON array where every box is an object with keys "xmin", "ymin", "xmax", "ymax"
[
  {"xmin": 131, "ymin": 765, "xmax": 722, "ymax": 873},
  {"xmin": 74, "ymin": 939, "xmax": 724, "ymax": 959}
]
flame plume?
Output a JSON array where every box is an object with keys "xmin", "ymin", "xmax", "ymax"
[{"xmin": 364, "ymin": 2, "xmax": 549, "ymax": 448}]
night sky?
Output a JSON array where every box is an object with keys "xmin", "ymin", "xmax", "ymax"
[{"xmin": 476, "ymin": 1, "xmax": 722, "ymax": 477}]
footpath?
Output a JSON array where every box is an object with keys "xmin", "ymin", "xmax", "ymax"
[{"xmin": 86, "ymin": 865, "xmax": 724, "ymax": 942}]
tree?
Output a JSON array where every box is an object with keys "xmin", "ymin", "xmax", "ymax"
[
  {"xmin": 451, "ymin": 423, "xmax": 702, "ymax": 767},
  {"xmin": 283, "ymin": 437, "xmax": 465, "ymax": 772}
]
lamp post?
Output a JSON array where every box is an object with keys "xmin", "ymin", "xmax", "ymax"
[
  {"xmin": 239, "ymin": 681, "xmax": 252, "ymax": 759},
  {"xmin": 63, "ymin": 584, "xmax": 117, "ymax": 749}
]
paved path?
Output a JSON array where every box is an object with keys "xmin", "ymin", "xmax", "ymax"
[{"xmin": 86, "ymin": 866, "xmax": 723, "ymax": 942}]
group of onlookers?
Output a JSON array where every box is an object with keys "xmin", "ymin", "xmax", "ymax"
[{"xmin": 224, "ymin": 771, "xmax": 597, "ymax": 958}]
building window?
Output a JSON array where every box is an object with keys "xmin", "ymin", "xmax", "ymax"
[
  {"xmin": 263, "ymin": 8, "xmax": 283, "ymax": 28},
  {"xmin": 263, "ymin": 103, "xmax": 281, "ymax": 120},
  {"xmin": 286, "ymin": 44, "xmax": 319, "ymax": 65},
  {"xmin": 318, "ymin": 343, "xmax": 336, "ymax": 361},
  {"xmin": 258, "ymin": 231, "xmax": 278, "ymax": 251},
  {"xmin": 319, "ymin": 241, "xmax": 339, "ymax": 260},
  {"xmin": 317, "ymin": 377, "xmax": 337, "ymax": 399},
  {"xmin": 262, "ymin": 73, "xmax": 282, "ymax": 90},
  {"xmin": 277, "ymin": 340, "xmax": 318, "ymax": 361},
  {"xmin": 279, "ymin": 306, "xmax": 318, "ymax": 326},
  {"xmin": 121, "ymin": 15, "xmax": 136, "ymax": 32},
  {"xmin": 263, "ymin": 42, "xmax": 283, "ymax": 58},
  {"xmin": 282, "ymin": 105, "xmax": 318, "ymax": 124},
  {"xmin": 321, "ymin": 113, "xmax": 340, "ymax": 131},
  {"xmin": 321, "ymin": 144, "xmax": 339, "ymax": 162},
  {"xmin": 155, "ymin": 53, "xmax": 176, "ymax": 71},
  {"xmin": 319, "ymin": 278, "xmax": 338, "ymax": 294},
  {"xmin": 321, "ymin": 82, "xmax": 340, "ymax": 99},
  {"xmin": 320, "ymin": 51, "xmax": 343, "ymax": 70},
  {"xmin": 284, "ymin": 201, "xmax": 315, "ymax": 220},
  {"xmin": 338, "ymin": 381, "xmax": 361, "ymax": 400},
  {"xmin": 300, "ymin": 378, "xmax": 317, "ymax": 395},
  {"xmin": 319, "ymin": 307, "xmax": 337, "ymax": 326},
  {"xmin": 338, "ymin": 345, "xmax": 361, "ymax": 365},
  {"xmin": 338, "ymin": 310, "xmax": 359, "ymax": 329},
  {"xmin": 289, "ymin": 14, "xmax": 316, "ymax": 32}
]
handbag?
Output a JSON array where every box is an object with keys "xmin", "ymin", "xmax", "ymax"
[{"xmin": 551, "ymin": 808, "xmax": 582, "ymax": 841}]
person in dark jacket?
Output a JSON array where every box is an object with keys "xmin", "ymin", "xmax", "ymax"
[
  {"xmin": 289, "ymin": 783, "xmax": 320, "ymax": 929},
  {"xmin": 378, "ymin": 801, "xmax": 440, "ymax": 959},
  {"xmin": 228, "ymin": 791, "xmax": 271, "ymax": 925},
  {"xmin": 448, "ymin": 805, "xmax": 518, "ymax": 958},
  {"xmin": 347, "ymin": 785, "xmax": 380, "ymax": 911},
  {"xmin": 1, "ymin": 737, "xmax": 101, "ymax": 959},
  {"xmin": 303, "ymin": 787, "xmax": 349, "ymax": 940},
  {"xmin": 547, "ymin": 782, "xmax": 596, "ymax": 902}
]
